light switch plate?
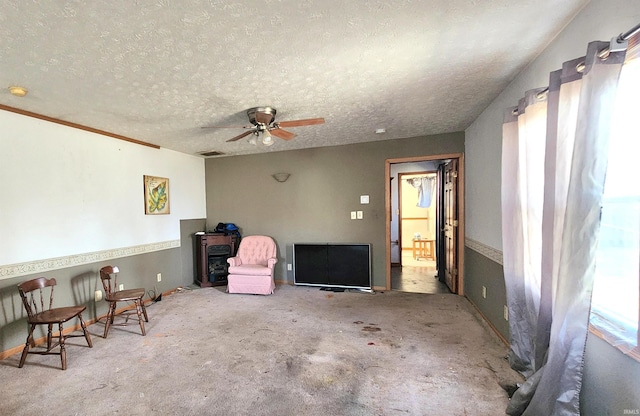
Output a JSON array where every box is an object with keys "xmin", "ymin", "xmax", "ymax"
[
  {"xmin": 357, "ymin": 211, "xmax": 363, "ymax": 219},
  {"xmin": 351, "ymin": 211, "xmax": 357, "ymax": 219}
]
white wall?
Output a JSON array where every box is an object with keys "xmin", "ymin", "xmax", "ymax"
[
  {"xmin": 465, "ymin": 0, "xmax": 640, "ymax": 250},
  {"xmin": 0, "ymin": 109, "xmax": 206, "ymax": 269}
]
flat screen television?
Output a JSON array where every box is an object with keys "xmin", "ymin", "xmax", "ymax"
[{"xmin": 293, "ymin": 243, "xmax": 372, "ymax": 290}]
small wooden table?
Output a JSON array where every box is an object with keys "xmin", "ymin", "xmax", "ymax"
[{"xmin": 412, "ymin": 238, "xmax": 435, "ymax": 260}]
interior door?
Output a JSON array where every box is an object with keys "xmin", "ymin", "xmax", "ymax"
[{"xmin": 443, "ymin": 159, "xmax": 458, "ymax": 293}]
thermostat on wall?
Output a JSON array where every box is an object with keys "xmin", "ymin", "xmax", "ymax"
[{"xmin": 360, "ymin": 195, "xmax": 369, "ymax": 204}]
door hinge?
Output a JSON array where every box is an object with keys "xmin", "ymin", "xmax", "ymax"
[
  {"xmin": 452, "ymin": 171, "xmax": 458, "ymax": 178},
  {"xmin": 452, "ymin": 268, "xmax": 458, "ymax": 276},
  {"xmin": 453, "ymin": 220, "xmax": 458, "ymax": 227}
]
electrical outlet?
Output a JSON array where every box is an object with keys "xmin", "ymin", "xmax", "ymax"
[
  {"xmin": 482, "ymin": 286, "xmax": 487, "ymax": 299},
  {"xmin": 350, "ymin": 211, "xmax": 357, "ymax": 220},
  {"xmin": 157, "ymin": 273, "xmax": 162, "ymax": 282},
  {"xmin": 94, "ymin": 290, "xmax": 102, "ymax": 302},
  {"xmin": 287, "ymin": 263, "xmax": 292, "ymax": 271},
  {"xmin": 356, "ymin": 211, "xmax": 363, "ymax": 219},
  {"xmin": 504, "ymin": 305, "xmax": 509, "ymax": 321},
  {"xmin": 118, "ymin": 284, "xmax": 124, "ymax": 291}
]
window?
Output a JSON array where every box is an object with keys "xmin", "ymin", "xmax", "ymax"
[{"xmin": 590, "ymin": 53, "xmax": 640, "ymax": 357}]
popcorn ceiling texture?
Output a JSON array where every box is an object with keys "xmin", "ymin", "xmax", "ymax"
[{"xmin": 0, "ymin": 0, "xmax": 587, "ymax": 157}]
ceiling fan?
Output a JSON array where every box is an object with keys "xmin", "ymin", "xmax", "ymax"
[{"xmin": 203, "ymin": 107, "xmax": 325, "ymax": 146}]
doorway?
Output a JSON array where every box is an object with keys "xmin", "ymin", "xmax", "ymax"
[
  {"xmin": 394, "ymin": 170, "xmax": 443, "ymax": 293},
  {"xmin": 385, "ymin": 154, "xmax": 465, "ymax": 295}
]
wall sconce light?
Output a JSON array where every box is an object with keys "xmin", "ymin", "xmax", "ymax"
[
  {"xmin": 272, "ymin": 173, "xmax": 291, "ymax": 183},
  {"xmin": 9, "ymin": 86, "xmax": 28, "ymax": 97}
]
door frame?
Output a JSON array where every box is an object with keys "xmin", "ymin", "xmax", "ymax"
[{"xmin": 385, "ymin": 153, "xmax": 465, "ymax": 295}]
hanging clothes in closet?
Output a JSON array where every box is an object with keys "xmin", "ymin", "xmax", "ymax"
[{"xmin": 407, "ymin": 176, "xmax": 436, "ymax": 208}]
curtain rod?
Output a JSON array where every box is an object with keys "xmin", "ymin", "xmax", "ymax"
[
  {"xmin": 618, "ymin": 22, "xmax": 640, "ymax": 42},
  {"xmin": 402, "ymin": 175, "xmax": 435, "ymax": 180},
  {"xmin": 522, "ymin": 22, "xmax": 640, "ymax": 105}
]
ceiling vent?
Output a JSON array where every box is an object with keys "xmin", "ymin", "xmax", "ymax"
[{"xmin": 199, "ymin": 150, "xmax": 225, "ymax": 157}]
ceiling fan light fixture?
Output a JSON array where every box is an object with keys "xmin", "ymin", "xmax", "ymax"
[
  {"xmin": 262, "ymin": 130, "xmax": 274, "ymax": 146},
  {"xmin": 248, "ymin": 133, "xmax": 258, "ymax": 145},
  {"xmin": 211, "ymin": 107, "xmax": 325, "ymax": 144}
]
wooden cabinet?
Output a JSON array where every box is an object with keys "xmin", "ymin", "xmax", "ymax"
[{"xmin": 194, "ymin": 233, "xmax": 236, "ymax": 287}]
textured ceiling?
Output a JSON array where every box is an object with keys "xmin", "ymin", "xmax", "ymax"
[{"xmin": 0, "ymin": 0, "xmax": 588, "ymax": 157}]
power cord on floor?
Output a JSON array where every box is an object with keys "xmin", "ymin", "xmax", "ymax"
[
  {"xmin": 147, "ymin": 286, "xmax": 162, "ymax": 303},
  {"xmin": 147, "ymin": 285, "xmax": 192, "ymax": 304}
]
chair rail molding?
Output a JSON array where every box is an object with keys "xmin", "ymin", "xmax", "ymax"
[
  {"xmin": 465, "ymin": 237, "xmax": 503, "ymax": 265},
  {"xmin": 0, "ymin": 240, "xmax": 180, "ymax": 280}
]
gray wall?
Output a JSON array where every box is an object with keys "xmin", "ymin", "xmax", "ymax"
[
  {"xmin": 0, "ymin": 219, "xmax": 204, "ymax": 354},
  {"xmin": 205, "ymin": 133, "xmax": 464, "ymax": 288},
  {"xmin": 0, "ymin": 247, "xmax": 184, "ymax": 354},
  {"xmin": 466, "ymin": 248, "xmax": 640, "ymax": 415},
  {"xmin": 464, "ymin": 248, "xmax": 508, "ymax": 340},
  {"xmin": 180, "ymin": 218, "xmax": 207, "ymax": 285},
  {"xmin": 581, "ymin": 335, "xmax": 640, "ymax": 415}
]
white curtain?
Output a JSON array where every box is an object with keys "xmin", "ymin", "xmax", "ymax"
[{"xmin": 502, "ymin": 39, "xmax": 628, "ymax": 415}]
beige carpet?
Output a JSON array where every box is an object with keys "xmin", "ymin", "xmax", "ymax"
[{"xmin": 0, "ymin": 284, "xmax": 520, "ymax": 415}]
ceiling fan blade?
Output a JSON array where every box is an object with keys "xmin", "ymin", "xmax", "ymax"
[
  {"xmin": 201, "ymin": 125, "xmax": 251, "ymax": 129},
  {"xmin": 226, "ymin": 130, "xmax": 254, "ymax": 142},
  {"xmin": 271, "ymin": 128, "xmax": 296, "ymax": 141},
  {"xmin": 277, "ymin": 118, "xmax": 325, "ymax": 128}
]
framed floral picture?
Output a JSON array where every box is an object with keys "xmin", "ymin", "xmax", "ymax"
[{"xmin": 144, "ymin": 175, "xmax": 170, "ymax": 215}]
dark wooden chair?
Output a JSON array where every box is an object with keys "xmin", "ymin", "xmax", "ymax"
[
  {"xmin": 17, "ymin": 277, "xmax": 93, "ymax": 370},
  {"xmin": 99, "ymin": 265, "xmax": 148, "ymax": 338}
]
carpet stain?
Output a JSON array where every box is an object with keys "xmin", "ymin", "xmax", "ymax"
[
  {"xmin": 361, "ymin": 326, "xmax": 381, "ymax": 332},
  {"xmin": 382, "ymin": 339, "xmax": 401, "ymax": 348}
]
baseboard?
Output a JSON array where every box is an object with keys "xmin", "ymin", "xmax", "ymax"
[
  {"xmin": 0, "ymin": 288, "xmax": 176, "ymax": 361},
  {"xmin": 465, "ymin": 295, "xmax": 509, "ymax": 347}
]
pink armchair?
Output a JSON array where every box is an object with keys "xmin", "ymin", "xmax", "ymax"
[{"xmin": 227, "ymin": 235, "xmax": 278, "ymax": 295}]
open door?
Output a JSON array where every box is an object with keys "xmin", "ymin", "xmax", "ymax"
[
  {"xmin": 443, "ymin": 159, "xmax": 459, "ymax": 293},
  {"xmin": 385, "ymin": 153, "xmax": 464, "ymax": 294}
]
